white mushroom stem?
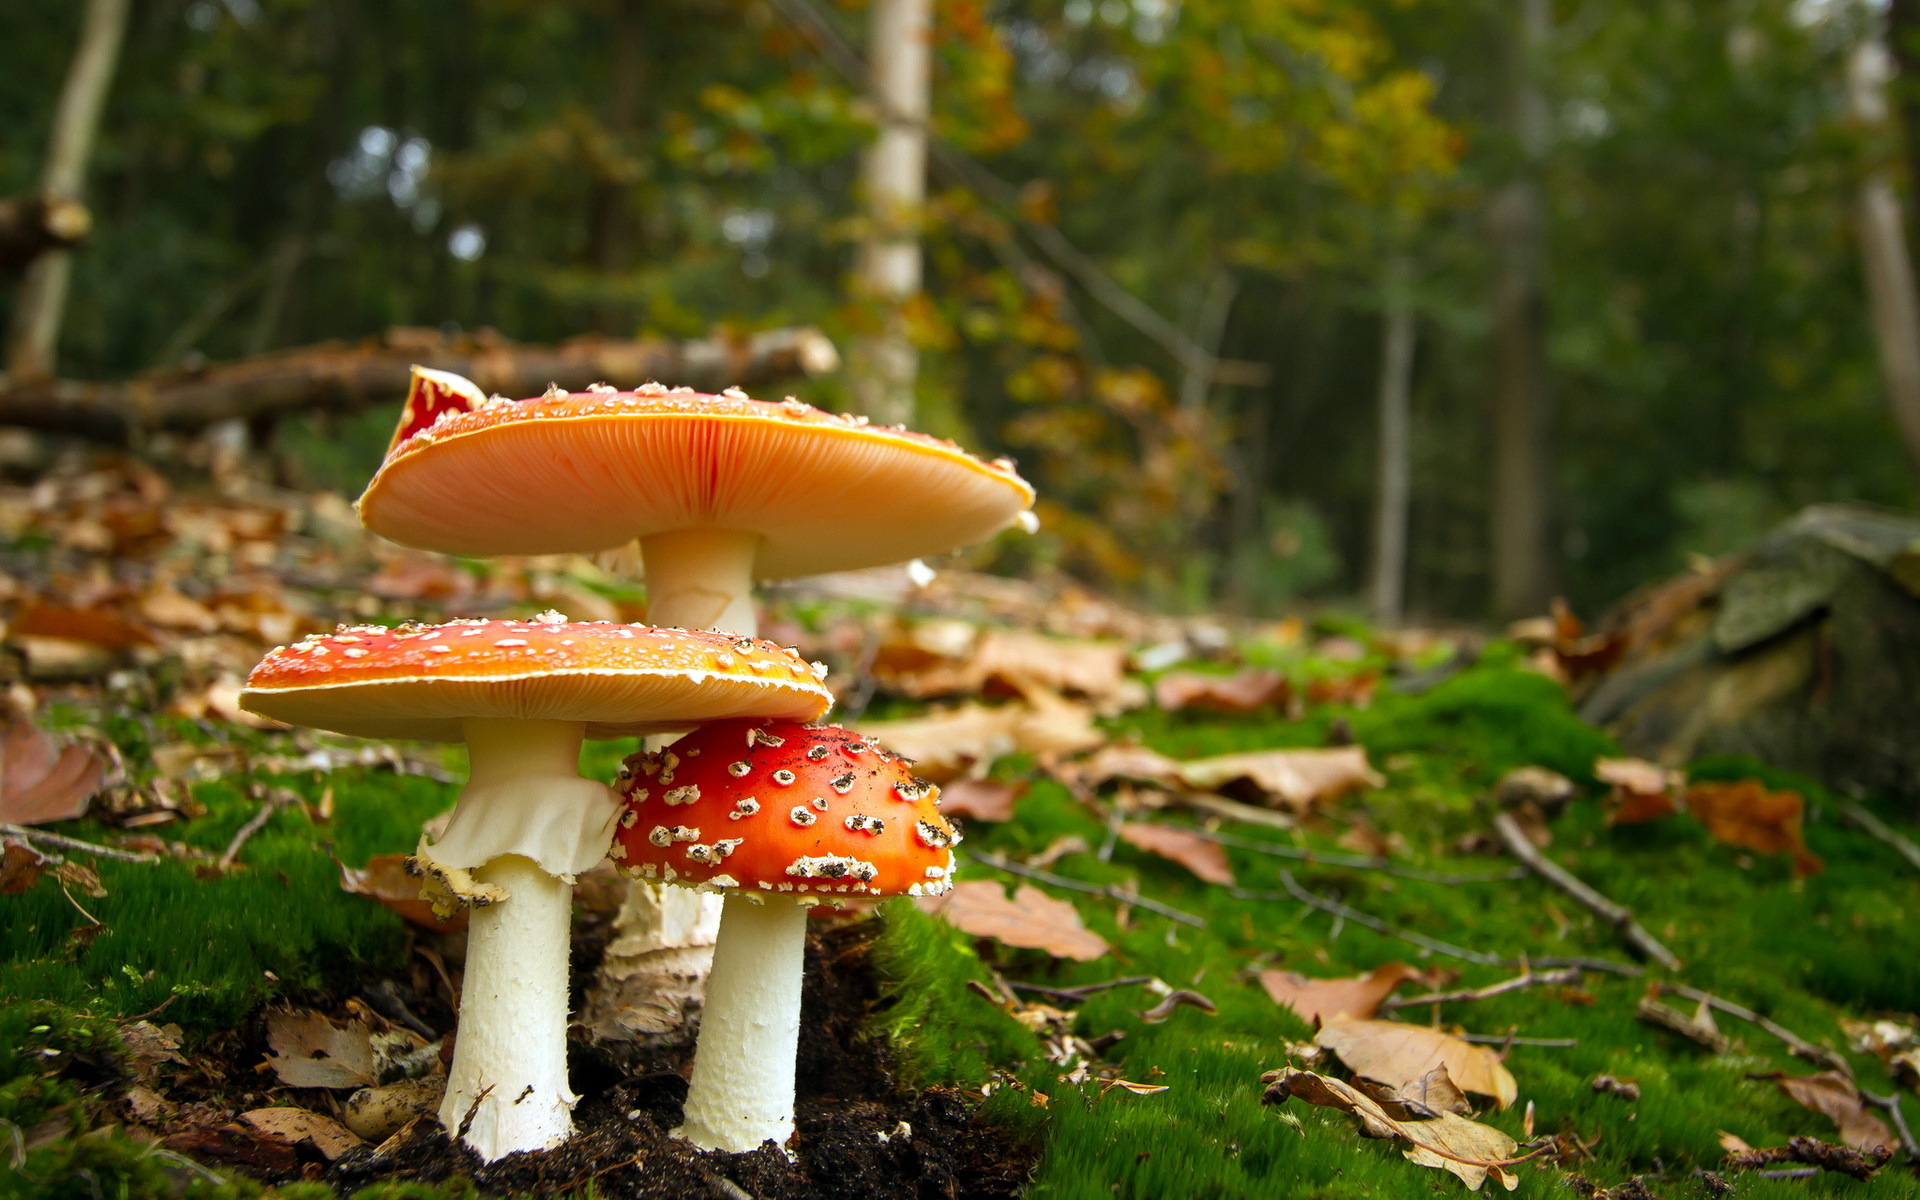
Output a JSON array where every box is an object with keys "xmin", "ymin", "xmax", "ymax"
[
  {"xmin": 428, "ymin": 718, "xmax": 622, "ymax": 1162},
  {"xmin": 675, "ymin": 894, "xmax": 809, "ymax": 1153},
  {"xmin": 641, "ymin": 527, "xmax": 761, "ymax": 635}
]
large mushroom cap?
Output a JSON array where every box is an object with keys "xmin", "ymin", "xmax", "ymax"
[
  {"xmin": 355, "ymin": 385, "xmax": 1035, "ymax": 578},
  {"xmin": 240, "ymin": 617, "xmax": 833, "ymax": 741},
  {"xmin": 611, "ymin": 720, "xmax": 957, "ymax": 901}
]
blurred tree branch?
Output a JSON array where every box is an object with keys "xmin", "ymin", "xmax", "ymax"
[
  {"xmin": 0, "ymin": 326, "xmax": 839, "ymax": 445},
  {"xmin": 0, "ymin": 194, "xmax": 91, "ymax": 278}
]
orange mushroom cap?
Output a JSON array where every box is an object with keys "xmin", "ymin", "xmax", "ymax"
[
  {"xmin": 610, "ymin": 719, "xmax": 958, "ymax": 902},
  {"xmin": 240, "ymin": 616, "xmax": 833, "ymax": 741},
  {"xmin": 356, "ymin": 385, "xmax": 1035, "ymax": 576}
]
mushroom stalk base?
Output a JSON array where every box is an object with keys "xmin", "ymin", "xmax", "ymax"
[
  {"xmin": 675, "ymin": 894, "xmax": 808, "ymax": 1154},
  {"xmin": 641, "ymin": 528, "xmax": 760, "ymax": 635},
  {"xmin": 439, "ymin": 853, "xmax": 578, "ymax": 1160}
]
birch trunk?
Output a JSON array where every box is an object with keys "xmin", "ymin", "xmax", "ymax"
[
  {"xmin": 1370, "ymin": 262, "xmax": 1416, "ymax": 626},
  {"xmin": 1848, "ymin": 38, "xmax": 1920, "ymax": 474},
  {"xmin": 848, "ymin": 0, "xmax": 931, "ymax": 427},
  {"xmin": 6, "ymin": 0, "xmax": 130, "ymax": 379}
]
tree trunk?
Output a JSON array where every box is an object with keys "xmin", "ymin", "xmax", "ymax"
[
  {"xmin": 848, "ymin": 0, "xmax": 931, "ymax": 427},
  {"xmin": 1488, "ymin": 0, "xmax": 1555, "ymax": 621},
  {"xmin": 6, "ymin": 0, "xmax": 130, "ymax": 379},
  {"xmin": 1848, "ymin": 38, "xmax": 1920, "ymax": 476},
  {"xmin": 1370, "ymin": 261, "xmax": 1416, "ymax": 627}
]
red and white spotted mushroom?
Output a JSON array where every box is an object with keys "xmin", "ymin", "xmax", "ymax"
[
  {"xmin": 611, "ymin": 719, "xmax": 957, "ymax": 1153},
  {"xmin": 238, "ymin": 616, "xmax": 831, "ymax": 1162}
]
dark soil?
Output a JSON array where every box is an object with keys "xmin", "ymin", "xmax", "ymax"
[{"xmin": 168, "ymin": 916, "xmax": 1036, "ymax": 1199}]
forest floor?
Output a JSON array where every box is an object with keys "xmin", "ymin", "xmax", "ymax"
[{"xmin": 3, "ymin": 459, "xmax": 1920, "ymax": 1199}]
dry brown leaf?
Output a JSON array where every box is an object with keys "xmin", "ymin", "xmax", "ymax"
[
  {"xmin": 8, "ymin": 603, "xmax": 156, "ymax": 650},
  {"xmin": 1597, "ymin": 757, "xmax": 1682, "ymax": 825},
  {"xmin": 1116, "ymin": 822, "xmax": 1235, "ymax": 885},
  {"xmin": 0, "ymin": 720, "xmax": 110, "ymax": 826},
  {"xmin": 1260, "ymin": 964, "xmax": 1430, "ymax": 1025},
  {"xmin": 875, "ymin": 627, "xmax": 1144, "ymax": 712},
  {"xmin": 1054, "ymin": 742, "xmax": 1184, "ymax": 792},
  {"xmin": 0, "ymin": 839, "xmax": 49, "ymax": 893},
  {"xmin": 1153, "ymin": 669, "xmax": 1290, "ymax": 714},
  {"xmin": 1137, "ymin": 988, "xmax": 1219, "ymax": 1024},
  {"xmin": 861, "ymin": 694, "xmax": 1102, "ymax": 781},
  {"xmin": 1316, "ymin": 1016, "xmax": 1519, "ymax": 1109},
  {"xmin": 239, "ymin": 1107, "xmax": 364, "ymax": 1160},
  {"xmin": 120, "ymin": 1021, "xmax": 188, "ymax": 1081},
  {"xmin": 916, "ymin": 880, "xmax": 1109, "ymax": 960},
  {"xmin": 1176, "ymin": 746, "xmax": 1385, "ymax": 813},
  {"xmin": 937, "ymin": 779, "xmax": 1026, "ymax": 822},
  {"xmin": 1771, "ymin": 1071, "xmax": 1897, "ymax": 1153},
  {"xmin": 1685, "ymin": 779, "xmax": 1823, "ymax": 876},
  {"xmin": 263, "ymin": 1010, "xmax": 378, "ymax": 1089},
  {"xmin": 1102, "ymin": 1079, "xmax": 1171, "ymax": 1095},
  {"xmin": 1263, "ymin": 1066, "xmax": 1522, "ymax": 1191},
  {"xmin": 1304, "ymin": 671, "xmax": 1380, "ymax": 709},
  {"xmin": 339, "ymin": 854, "xmax": 466, "ymax": 934},
  {"xmin": 138, "ymin": 586, "xmax": 218, "ymax": 633}
]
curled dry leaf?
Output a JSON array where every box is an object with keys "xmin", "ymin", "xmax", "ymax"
[
  {"xmin": 339, "ymin": 854, "xmax": 466, "ymax": 934},
  {"xmin": 1685, "ymin": 779, "xmax": 1823, "ymax": 876},
  {"xmin": 1054, "ymin": 741, "xmax": 1184, "ymax": 792},
  {"xmin": 120, "ymin": 1021, "xmax": 188, "ymax": 1081},
  {"xmin": 1263, "ymin": 1067, "xmax": 1522, "ymax": 1192},
  {"xmin": 1116, "ymin": 822, "xmax": 1235, "ymax": 886},
  {"xmin": 1304, "ymin": 671, "xmax": 1380, "ymax": 709},
  {"xmin": 264, "ymin": 1009, "xmax": 379, "ymax": 1089},
  {"xmin": 938, "ymin": 778, "xmax": 1026, "ymax": 822},
  {"xmin": 916, "ymin": 880, "xmax": 1109, "ymax": 961},
  {"xmin": 1768, "ymin": 1071, "xmax": 1897, "ymax": 1153},
  {"xmin": 1355, "ymin": 1063, "xmax": 1474, "ymax": 1118},
  {"xmin": 875, "ymin": 627, "xmax": 1144, "ymax": 713},
  {"xmin": 1176, "ymin": 746, "xmax": 1385, "ymax": 814},
  {"xmin": 1315, "ymin": 1016, "xmax": 1519, "ymax": 1109},
  {"xmin": 239, "ymin": 1107, "xmax": 364, "ymax": 1161},
  {"xmin": 0, "ymin": 719, "xmax": 111, "ymax": 826},
  {"xmin": 1260, "ymin": 963, "xmax": 1434, "ymax": 1025},
  {"xmin": 1596, "ymin": 757, "xmax": 1683, "ymax": 825},
  {"xmin": 1101, "ymin": 1078, "xmax": 1170, "ymax": 1095},
  {"xmin": 1153, "ymin": 669, "xmax": 1290, "ymax": 714}
]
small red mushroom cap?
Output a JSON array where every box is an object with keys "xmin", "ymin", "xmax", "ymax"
[{"xmin": 611, "ymin": 720, "xmax": 958, "ymax": 903}]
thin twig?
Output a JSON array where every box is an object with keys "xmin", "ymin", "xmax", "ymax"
[
  {"xmin": 967, "ymin": 849, "xmax": 1206, "ymax": 929},
  {"xmin": 59, "ymin": 882, "xmax": 102, "ymax": 928},
  {"xmin": 1492, "ymin": 813, "xmax": 1682, "ymax": 970},
  {"xmin": 1458, "ymin": 1034, "xmax": 1577, "ymax": 1048},
  {"xmin": 1193, "ymin": 826, "xmax": 1528, "ymax": 886},
  {"xmin": 1842, "ymin": 802, "xmax": 1920, "ymax": 873},
  {"xmin": 1007, "ymin": 976, "xmax": 1154, "ymax": 1003},
  {"xmin": 1381, "ymin": 967, "xmax": 1583, "ymax": 1011},
  {"xmin": 110, "ymin": 994, "xmax": 177, "ymax": 1023},
  {"xmin": 1860, "ymin": 1089, "xmax": 1920, "ymax": 1166},
  {"xmin": 1260, "ymin": 871, "xmax": 1505, "ymax": 965},
  {"xmin": 216, "ymin": 790, "xmax": 292, "ymax": 872},
  {"xmin": 0, "ymin": 823, "xmax": 158, "ymax": 863},
  {"xmin": 1531, "ymin": 956, "xmax": 1644, "ymax": 977},
  {"xmin": 1654, "ymin": 983, "xmax": 1849, "ymax": 1073},
  {"xmin": 1174, "ymin": 791, "xmax": 1298, "ymax": 834}
]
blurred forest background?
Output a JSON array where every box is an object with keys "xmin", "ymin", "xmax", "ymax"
[{"xmin": 4, "ymin": 0, "xmax": 1919, "ymax": 624}]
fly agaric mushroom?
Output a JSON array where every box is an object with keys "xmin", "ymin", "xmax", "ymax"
[
  {"xmin": 355, "ymin": 378, "xmax": 1036, "ymax": 634},
  {"xmin": 238, "ymin": 616, "xmax": 832, "ymax": 1162},
  {"xmin": 611, "ymin": 719, "xmax": 957, "ymax": 1153}
]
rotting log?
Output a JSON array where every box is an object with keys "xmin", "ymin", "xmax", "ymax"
[{"xmin": 0, "ymin": 325, "xmax": 841, "ymax": 445}]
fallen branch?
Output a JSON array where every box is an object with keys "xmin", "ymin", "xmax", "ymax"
[
  {"xmin": 1492, "ymin": 812, "xmax": 1682, "ymax": 970},
  {"xmin": 0, "ymin": 325, "xmax": 839, "ymax": 444},
  {"xmin": 1174, "ymin": 791, "xmax": 1298, "ymax": 834},
  {"xmin": 1260, "ymin": 871, "xmax": 1505, "ymax": 965},
  {"xmin": 0, "ymin": 823, "xmax": 159, "ymax": 863},
  {"xmin": 216, "ymin": 790, "xmax": 295, "ymax": 872},
  {"xmin": 1842, "ymin": 802, "xmax": 1920, "ymax": 874},
  {"xmin": 1652, "ymin": 983, "xmax": 1849, "ymax": 1073},
  {"xmin": 1381, "ymin": 966, "xmax": 1583, "ymax": 1011},
  {"xmin": 967, "ymin": 849, "xmax": 1207, "ymax": 929},
  {"xmin": 1195, "ymin": 826, "xmax": 1527, "ymax": 886},
  {"xmin": 1006, "ymin": 975, "xmax": 1154, "ymax": 1003},
  {"xmin": 1634, "ymin": 994, "xmax": 1731, "ymax": 1053},
  {"xmin": 1458, "ymin": 1034, "xmax": 1578, "ymax": 1048},
  {"xmin": 1860, "ymin": 1088, "xmax": 1920, "ymax": 1166},
  {"xmin": 0, "ymin": 193, "xmax": 90, "ymax": 277},
  {"xmin": 1723, "ymin": 1136, "xmax": 1892, "ymax": 1181}
]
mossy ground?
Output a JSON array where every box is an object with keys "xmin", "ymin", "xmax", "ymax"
[{"xmin": 5, "ymin": 653, "xmax": 1919, "ymax": 1198}]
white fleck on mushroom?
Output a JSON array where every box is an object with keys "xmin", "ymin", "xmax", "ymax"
[
  {"xmin": 728, "ymin": 761, "xmax": 753, "ymax": 778},
  {"xmin": 771, "ymin": 769, "xmax": 796, "ymax": 786},
  {"xmin": 845, "ymin": 814, "xmax": 885, "ymax": 835},
  {"xmin": 728, "ymin": 797, "xmax": 761, "ymax": 820},
  {"xmin": 664, "ymin": 785, "xmax": 701, "ymax": 806},
  {"xmin": 895, "ymin": 778, "xmax": 936, "ymax": 802},
  {"xmin": 830, "ymin": 771, "xmax": 857, "ymax": 794},
  {"xmin": 789, "ymin": 806, "xmax": 817, "ymax": 827}
]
